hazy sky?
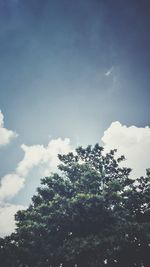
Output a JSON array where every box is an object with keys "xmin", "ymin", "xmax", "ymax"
[{"xmin": 0, "ymin": 0, "xmax": 150, "ymax": 236}]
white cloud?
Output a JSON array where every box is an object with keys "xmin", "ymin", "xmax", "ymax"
[
  {"xmin": 102, "ymin": 121, "xmax": 150, "ymax": 178},
  {"xmin": 17, "ymin": 144, "xmax": 46, "ymax": 177},
  {"xmin": 17, "ymin": 138, "xmax": 71, "ymax": 177},
  {"xmin": 0, "ymin": 138, "xmax": 71, "ymax": 204},
  {"xmin": 105, "ymin": 66, "xmax": 114, "ymax": 76},
  {"xmin": 0, "ymin": 174, "xmax": 25, "ymax": 202},
  {"xmin": 42, "ymin": 138, "xmax": 72, "ymax": 175},
  {"xmin": 0, "ymin": 137, "xmax": 72, "ymax": 236},
  {"xmin": 0, "ymin": 204, "xmax": 26, "ymax": 237},
  {"xmin": 0, "ymin": 110, "xmax": 17, "ymax": 147}
]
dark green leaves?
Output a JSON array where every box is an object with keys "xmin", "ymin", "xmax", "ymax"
[{"xmin": 1, "ymin": 144, "xmax": 150, "ymax": 267}]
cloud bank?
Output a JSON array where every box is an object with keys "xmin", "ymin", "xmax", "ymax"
[
  {"xmin": 0, "ymin": 138, "xmax": 71, "ymax": 202},
  {"xmin": 102, "ymin": 121, "xmax": 150, "ymax": 178},
  {"xmin": 0, "ymin": 111, "xmax": 17, "ymax": 146},
  {"xmin": 0, "ymin": 137, "xmax": 72, "ymax": 236},
  {"xmin": 0, "ymin": 204, "xmax": 26, "ymax": 237}
]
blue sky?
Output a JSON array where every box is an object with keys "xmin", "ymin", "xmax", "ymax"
[{"xmin": 0, "ymin": 0, "xmax": 150, "ymax": 236}]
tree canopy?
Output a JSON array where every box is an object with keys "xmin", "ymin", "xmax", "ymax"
[{"xmin": 0, "ymin": 144, "xmax": 150, "ymax": 266}]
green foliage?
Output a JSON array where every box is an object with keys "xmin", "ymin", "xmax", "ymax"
[{"xmin": 1, "ymin": 144, "xmax": 150, "ymax": 266}]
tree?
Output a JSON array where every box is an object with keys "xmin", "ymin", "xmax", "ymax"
[{"xmin": 1, "ymin": 144, "xmax": 150, "ymax": 266}]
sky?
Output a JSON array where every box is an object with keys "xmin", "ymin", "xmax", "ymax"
[{"xmin": 0, "ymin": 0, "xmax": 150, "ymax": 236}]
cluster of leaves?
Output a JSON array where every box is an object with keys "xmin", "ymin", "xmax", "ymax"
[{"xmin": 0, "ymin": 144, "xmax": 150, "ymax": 266}]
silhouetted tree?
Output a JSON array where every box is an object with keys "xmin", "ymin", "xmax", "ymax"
[{"xmin": 1, "ymin": 144, "xmax": 150, "ymax": 266}]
